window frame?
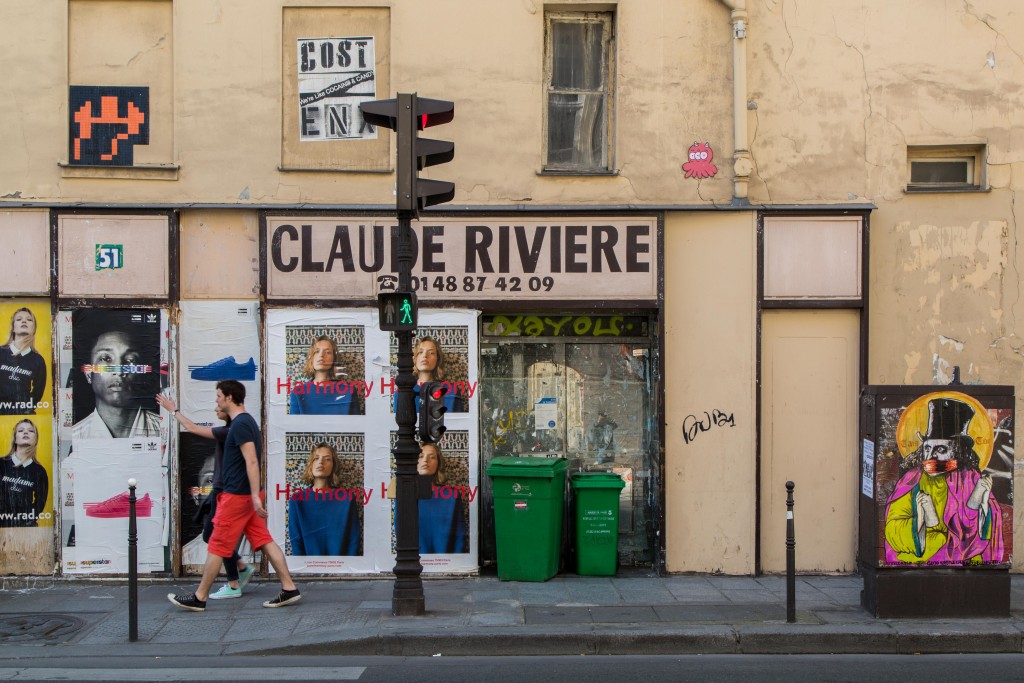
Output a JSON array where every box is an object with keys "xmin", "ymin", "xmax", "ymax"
[
  {"xmin": 541, "ymin": 10, "xmax": 615, "ymax": 174},
  {"xmin": 905, "ymin": 144, "xmax": 987, "ymax": 193}
]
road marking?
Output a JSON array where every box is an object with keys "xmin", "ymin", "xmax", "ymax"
[{"xmin": 0, "ymin": 667, "xmax": 365, "ymax": 681}]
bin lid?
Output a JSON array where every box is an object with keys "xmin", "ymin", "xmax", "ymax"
[
  {"xmin": 570, "ymin": 472, "xmax": 626, "ymax": 490},
  {"xmin": 486, "ymin": 456, "xmax": 568, "ymax": 477}
]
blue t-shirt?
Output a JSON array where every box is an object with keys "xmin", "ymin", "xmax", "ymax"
[
  {"xmin": 220, "ymin": 413, "xmax": 261, "ymax": 495},
  {"xmin": 289, "ymin": 381, "xmax": 356, "ymax": 415},
  {"xmin": 419, "ymin": 495, "xmax": 467, "ymax": 554},
  {"xmin": 288, "ymin": 494, "xmax": 361, "ymax": 556}
]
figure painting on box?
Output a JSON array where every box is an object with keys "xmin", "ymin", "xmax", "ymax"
[{"xmin": 882, "ymin": 391, "xmax": 1012, "ymax": 567}]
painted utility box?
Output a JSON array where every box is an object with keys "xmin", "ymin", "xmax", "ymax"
[{"xmin": 859, "ymin": 385, "xmax": 1013, "ymax": 617}]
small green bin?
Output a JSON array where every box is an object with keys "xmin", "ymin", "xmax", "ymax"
[
  {"xmin": 570, "ymin": 472, "xmax": 626, "ymax": 576},
  {"xmin": 486, "ymin": 456, "xmax": 568, "ymax": 581}
]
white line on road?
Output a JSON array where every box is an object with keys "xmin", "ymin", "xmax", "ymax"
[{"xmin": 0, "ymin": 667, "xmax": 365, "ymax": 681}]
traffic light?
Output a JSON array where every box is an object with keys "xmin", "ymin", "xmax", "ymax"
[
  {"xmin": 378, "ymin": 291, "xmax": 417, "ymax": 332},
  {"xmin": 418, "ymin": 381, "xmax": 448, "ymax": 444},
  {"xmin": 359, "ymin": 93, "xmax": 455, "ymax": 215}
]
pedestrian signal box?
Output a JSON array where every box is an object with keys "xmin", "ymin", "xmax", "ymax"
[{"xmin": 379, "ymin": 291, "xmax": 417, "ymax": 332}]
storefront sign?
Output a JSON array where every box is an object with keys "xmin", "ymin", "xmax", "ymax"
[{"xmin": 266, "ymin": 217, "xmax": 658, "ymax": 301}]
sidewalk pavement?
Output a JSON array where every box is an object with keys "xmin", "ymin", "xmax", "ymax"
[{"xmin": 3, "ymin": 572, "xmax": 1024, "ymax": 657}]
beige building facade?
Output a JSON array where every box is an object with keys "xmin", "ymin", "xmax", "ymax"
[{"xmin": 0, "ymin": 1, "xmax": 1020, "ymax": 577}]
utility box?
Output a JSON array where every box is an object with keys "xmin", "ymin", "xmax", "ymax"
[{"xmin": 859, "ymin": 385, "xmax": 1013, "ymax": 617}]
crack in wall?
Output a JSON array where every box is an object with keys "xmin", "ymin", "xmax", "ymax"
[{"xmin": 963, "ymin": 1, "xmax": 1024, "ymax": 65}]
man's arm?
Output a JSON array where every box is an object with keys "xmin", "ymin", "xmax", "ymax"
[
  {"xmin": 242, "ymin": 441, "xmax": 266, "ymax": 518},
  {"xmin": 155, "ymin": 394, "xmax": 215, "ymax": 439}
]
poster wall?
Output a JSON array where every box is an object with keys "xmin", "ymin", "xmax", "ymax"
[
  {"xmin": 266, "ymin": 308, "xmax": 479, "ymax": 574},
  {"xmin": 58, "ymin": 308, "xmax": 171, "ymax": 574},
  {"xmin": 0, "ymin": 301, "xmax": 55, "ymax": 574},
  {"xmin": 177, "ymin": 301, "xmax": 260, "ymax": 568}
]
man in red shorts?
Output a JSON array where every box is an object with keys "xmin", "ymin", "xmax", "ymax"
[{"xmin": 168, "ymin": 380, "xmax": 301, "ymax": 611}]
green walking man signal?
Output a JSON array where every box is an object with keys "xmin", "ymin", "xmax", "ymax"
[{"xmin": 378, "ymin": 291, "xmax": 417, "ymax": 332}]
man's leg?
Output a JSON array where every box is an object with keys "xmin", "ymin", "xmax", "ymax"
[
  {"xmin": 196, "ymin": 551, "xmax": 228, "ymax": 601},
  {"xmin": 260, "ymin": 541, "xmax": 297, "ymax": 591}
]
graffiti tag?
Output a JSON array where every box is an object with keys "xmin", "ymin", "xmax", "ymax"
[
  {"xmin": 484, "ymin": 315, "xmax": 644, "ymax": 338},
  {"xmin": 682, "ymin": 409, "xmax": 736, "ymax": 444}
]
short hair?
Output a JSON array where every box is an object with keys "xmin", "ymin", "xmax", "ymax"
[
  {"xmin": 216, "ymin": 380, "xmax": 246, "ymax": 406},
  {"xmin": 301, "ymin": 442, "xmax": 344, "ymax": 489},
  {"xmin": 303, "ymin": 336, "xmax": 338, "ymax": 379},
  {"xmin": 7, "ymin": 419, "xmax": 37, "ymax": 460},
  {"xmin": 4, "ymin": 308, "xmax": 36, "ymax": 351},
  {"xmin": 415, "ymin": 337, "xmax": 446, "ymax": 381},
  {"xmin": 419, "ymin": 441, "xmax": 446, "ymax": 485}
]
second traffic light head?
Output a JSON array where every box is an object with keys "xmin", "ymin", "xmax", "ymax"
[{"xmin": 418, "ymin": 381, "xmax": 449, "ymax": 444}]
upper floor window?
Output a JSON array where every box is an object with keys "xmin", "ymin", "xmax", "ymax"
[
  {"xmin": 543, "ymin": 12, "xmax": 614, "ymax": 173},
  {"xmin": 906, "ymin": 144, "xmax": 986, "ymax": 193}
]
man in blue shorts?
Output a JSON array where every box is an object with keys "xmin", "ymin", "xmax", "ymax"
[{"xmin": 168, "ymin": 380, "xmax": 301, "ymax": 611}]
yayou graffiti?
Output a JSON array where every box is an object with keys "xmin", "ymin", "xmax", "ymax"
[
  {"xmin": 69, "ymin": 86, "xmax": 150, "ymax": 166},
  {"xmin": 876, "ymin": 390, "xmax": 1013, "ymax": 568}
]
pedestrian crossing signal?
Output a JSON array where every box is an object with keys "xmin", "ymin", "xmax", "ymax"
[{"xmin": 378, "ymin": 291, "xmax": 417, "ymax": 332}]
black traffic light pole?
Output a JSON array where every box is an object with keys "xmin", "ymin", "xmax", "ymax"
[
  {"xmin": 361, "ymin": 91, "xmax": 454, "ymax": 617},
  {"xmin": 391, "ymin": 93, "xmax": 425, "ymax": 616}
]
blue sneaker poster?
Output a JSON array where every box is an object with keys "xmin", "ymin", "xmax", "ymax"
[{"xmin": 178, "ymin": 301, "xmax": 261, "ymax": 429}]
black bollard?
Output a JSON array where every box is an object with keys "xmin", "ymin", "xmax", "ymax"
[
  {"xmin": 785, "ymin": 481, "xmax": 795, "ymax": 623},
  {"xmin": 128, "ymin": 479, "xmax": 138, "ymax": 642}
]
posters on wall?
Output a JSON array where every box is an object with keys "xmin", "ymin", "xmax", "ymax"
[
  {"xmin": 176, "ymin": 301, "xmax": 261, "ymax": 568},
  {"xmin": 266, "ymin": 308, "xmax": 479, "ymax": 574},
  {"xmin": 874, "ymin": 389, "xmax": 1013, "ymax": 568},
  {"xmin": 58, "ymin": 308, "xmax": 170, "ymax": 574},
  {"xmin": 297, "ymin": 37, "xmax": 377, "ymax": 141},
  {"xmin": 0, "ymin": 301, "xmax": 55, "ymax": 574}
]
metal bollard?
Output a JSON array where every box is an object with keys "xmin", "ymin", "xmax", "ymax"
[
  {"xmin": 128, "ymin": 478, "xmax": 138, "ymax": 642},
  {"xmin": 785, "ymin": 481, "xmax": 795, "ymax": 624}
]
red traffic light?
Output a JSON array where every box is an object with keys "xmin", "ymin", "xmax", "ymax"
[{"xmin": 415, "ymin": 98, "xmax": 455, "ymax": 129}]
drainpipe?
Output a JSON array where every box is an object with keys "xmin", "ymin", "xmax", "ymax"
[{"xmin": 718, "ymin": 0, "xmax": 752, "ymax": 203}]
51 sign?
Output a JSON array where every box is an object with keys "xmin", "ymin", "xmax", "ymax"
[{"xmin": 95, "ymin": 244, "xmax": 124, "ymax": 271}]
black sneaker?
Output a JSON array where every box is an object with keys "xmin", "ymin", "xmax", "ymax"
[
  {"xmin": 167, "ymin": 592, "xmax": 206, "ymax": 612},
  {"xmin": 262, "ymin": 588, "xmax": 301, "ymax": 608}
]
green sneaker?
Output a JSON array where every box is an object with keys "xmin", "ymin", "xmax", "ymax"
[
  {"xmin": 237, "ymin": 565, "xmax": 255, "ymax": 590},
  {"xmin": 208, "ymin": 584, "xmax": 241, "ymax": 600}
]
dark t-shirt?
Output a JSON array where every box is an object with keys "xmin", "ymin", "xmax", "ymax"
[
  {"xmin": 220, "ymin": 413, "xmax": 261, "ymax": 495},
  {"xmin": 210, "ymin": 425, "xmax": 229, "ymax": 491},
  {"xmin": 0, "ymin": 346, "xmax": 47, "ymax": 414}
]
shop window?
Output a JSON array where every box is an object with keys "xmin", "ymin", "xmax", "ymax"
[
  {"xmin": 543, "ymin": 11, "xmax": 615, "ymax": 173},
  {"xmin": 906, "ymin": 145, "xmax": 986, "ymax": 193},
  {"xmin": 763, "ymin": 217, "xmax": 862, "ymax": 301}
]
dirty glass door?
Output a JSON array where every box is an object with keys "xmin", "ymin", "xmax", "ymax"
[{"xmin": 479, "ymin": 314, "xmax": 656, "ymax": 568}]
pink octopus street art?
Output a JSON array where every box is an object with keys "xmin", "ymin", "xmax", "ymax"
[{"xmin": 682, "ymin": 141, "xmax": 718, "ymax": 179}]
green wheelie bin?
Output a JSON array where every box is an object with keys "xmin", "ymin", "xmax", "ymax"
[
  {"xmin": 570, "ymin": 471, "xmax": 626, "ymax": 576},
  {"xmin": 486, "ymin": 456, "xmax": 568, "ymax": 581}
]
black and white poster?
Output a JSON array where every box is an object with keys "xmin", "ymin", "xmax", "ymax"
[{"xmin": 297, "ymin": 37, "xmax": 377, "ymax": 141}]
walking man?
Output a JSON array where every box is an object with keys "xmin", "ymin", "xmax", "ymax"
[{"xmin": 168, "ymin": 380, "xmax": 301, "ymax": 611}]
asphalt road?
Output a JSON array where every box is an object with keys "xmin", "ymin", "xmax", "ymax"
[{"xmin": 3, "ymin": 654, "xmax": 1024, "ymax": 682}]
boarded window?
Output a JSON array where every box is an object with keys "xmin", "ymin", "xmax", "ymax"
[
  {"xmin": 764, "ymin": 217, "xmax": 862, "ymax": 300},
  {"xmin": 544, "ymin": 12, "xmax": 614, "ymax": 172}
]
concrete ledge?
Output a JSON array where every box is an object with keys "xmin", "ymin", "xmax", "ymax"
[
  {"xmin": 736, "ymin": 624, "xmax": 897, "ymax": 654},
  {"xmin": 893, "ymin": 622, "xmax": 1022, "ymax": 654}
]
